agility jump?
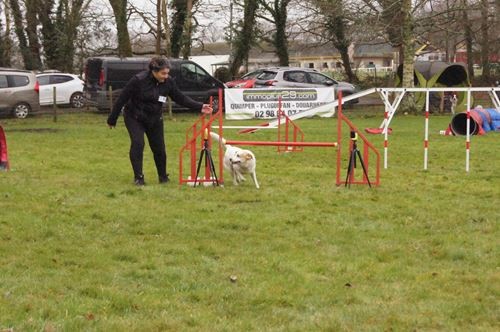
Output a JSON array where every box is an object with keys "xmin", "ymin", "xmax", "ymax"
[{"xmin": 179, "ymin": 89, "xmax": 381, "ymax": 187}]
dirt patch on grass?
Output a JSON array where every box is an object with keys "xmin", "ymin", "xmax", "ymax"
[{"xmin": 7, "ymin": 128, "xmax": 63, "ymax": 133}]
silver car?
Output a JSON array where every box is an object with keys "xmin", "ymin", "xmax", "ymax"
[
  {"xmin": 254, "ymin": 67, "xmax": 358, "ymax": 103},
  {"xmin": 0, "ymin": 68, "xmax": 40, "ymax": 118}
]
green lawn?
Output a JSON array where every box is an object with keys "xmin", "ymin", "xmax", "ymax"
[{"xmin": 0, "ymin": 110, "xmax": 498, "ymax": 331}]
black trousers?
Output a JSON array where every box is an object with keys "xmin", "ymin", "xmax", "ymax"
[{"xmin": 124, "ymin": 113, "xmax": 167, "ymax": 180}]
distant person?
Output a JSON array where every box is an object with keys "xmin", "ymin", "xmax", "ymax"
[{"xmin": 107, "ymin": 57, "xmax": 212, "ymax": 186}]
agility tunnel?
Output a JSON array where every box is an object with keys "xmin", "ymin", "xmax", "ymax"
[
  {"xmin": 450, "ymin": 107, "xmax": 500, "ymax": 135},
  {"xmin": 396, "ymin": 61, "xmax": 471, "ymax": 113},
  {"xmin": 0, "ymin": 125, "xmax": 9, "ymax": 170}
]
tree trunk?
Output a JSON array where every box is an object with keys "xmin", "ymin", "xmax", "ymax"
[
  {"xmin": 181, "ymin": 0, "xmax": 192, "ymax": 59},
  {"xmin": 9, "ymin": 0, "xmax": 35, "ymax": 69},
  {"xmin": 0, "ymin": 4, "xmax": 5, "ymax": 66},
  {"xmin": 170, "ymin": 1, "xmax": 186, "ymax": 58},
  {"xmin": 462, "ymin": 0, "xmax": 474, "ymax": 79},
  {"xmin": 156, "ymin": 0, "xmax": 161, "ymax": 55},
  {"xmin": 38, "ymin": 0, "xmax": 58, "ymax": 69},
  {"xmin": 327, "ymin": 8, "xmax": 356, "ymax": 82},
  {"xmin": 3, "ymin": 0, "xmax": 12, "ymax": 66},
  {"xmin": 25, "ymin": 0, "xmax": 42, "ymax": 70},
  {"xmin": 480, "ymin": 0, "xmax": 490, "ymax": 81},
  {"xmin": 401, "ymin": 0, "xmax": 417, "ymax": 112},
  {"xmin": 161, "ymin": 0, "xmax": 171, "ymax": 57},
  {"xmin": 338, "ymin": 44, "xmax": 355, "ymax": 82},
  {"xmin": 401, "ymin": 0, "xmax": 414, "ymax": 88},
  {"xmin": 62, "ymin": 0, "xmax": 88, "ymax": 72},
  {"xmin": 273, "ymin": 0, "xmax": 289, "ymax": 66},
  {"xmin": 109, "ymin": 0, "xmax": 132, "ymax": 57},
  {"xmin": 230, "ymin": 0, "xmax": 259, "ymax": 77}
]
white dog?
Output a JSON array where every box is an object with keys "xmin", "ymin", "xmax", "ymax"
[{"xmin": 210, "ymin": 132, "xmax": 260, "ymax": 189}]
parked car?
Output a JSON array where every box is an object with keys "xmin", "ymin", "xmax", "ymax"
[
  {"xmin": 36, "ymin": 72, "xmax": 85, "ymax": 108},
  {"xmin": 83, "ymin": 57, "xmax": 225, "ymax": 111},
  {"xmin": 0, "ymin": 68, "xmax": 40, "ymax": 118},
  {"xmin": 254, "ymin": 67, "xmax": 359, "ymax": 103}
]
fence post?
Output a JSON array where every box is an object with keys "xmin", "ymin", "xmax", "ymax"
[
  {"xmin": 168, "ymin": 96, "xmax": 173, "ymax": 119},
  {"xmin": 53, "ymin": 86, "xmax": 57, "ymax": 122},
  {"xmin": 108, "ymin": 86, "xmax": 113, "ymax": 111},
  {"xmin": 86, "ymin": 90, "xmax": 90, "ymax": 112}
]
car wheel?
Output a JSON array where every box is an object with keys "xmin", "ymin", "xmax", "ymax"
[
  {"xmin": 13, "ymin": 103, "xmax": 31, "ymax": 119},
  {"xmin": 70, "ymin": 92, "xmax": 85, "ymax": 108}
]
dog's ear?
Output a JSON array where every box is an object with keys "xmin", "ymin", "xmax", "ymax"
[{"xmin": 245, "ymin": 153, "xmax": 254, "ymax": 160}]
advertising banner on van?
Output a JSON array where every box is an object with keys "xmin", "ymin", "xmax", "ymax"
[{"xmin": 224, "ymin": 88, "xmax": 335, "ymax": 120}]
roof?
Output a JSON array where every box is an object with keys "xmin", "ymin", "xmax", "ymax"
[
  {"xmin": 192, "ymin": 41, "xmax": 395, "ymax": 60},
  {"xmin": 0, "ymin": 67, "xmax": 32, "ymax": 73},
  {"xmin": 354, "ymin": 43, "xmax": 395, "ymax": 57}
]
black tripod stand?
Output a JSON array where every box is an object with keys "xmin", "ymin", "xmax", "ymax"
[
  {"xmin": 193, "ymin": 130, "xmax": 219, "ymax": 187},
  {"xmin": 345, "ymin": 131, "xmax": 371, "ymax": 188}
]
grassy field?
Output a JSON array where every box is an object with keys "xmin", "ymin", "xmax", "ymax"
[{"xmin": 0, "ymin": 110, "xmax": 498, "ymax": 331}]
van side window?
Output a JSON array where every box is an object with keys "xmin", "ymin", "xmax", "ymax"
[
  {"xmin": 0, "ymin": 75, "xmax": 8, "ymax": 89},
  {"xmin": 181, "ymin": 63, "xmax": 207, "ymax": 83}
]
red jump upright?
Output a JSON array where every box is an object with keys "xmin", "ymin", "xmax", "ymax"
[{"xmin": 0, "ymin": 125, "xmax": 9, "ymax": 171}]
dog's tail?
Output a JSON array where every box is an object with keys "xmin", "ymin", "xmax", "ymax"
[{"xmin": 210, "ymin": 132, "xmax": 227, "ymax": 147}]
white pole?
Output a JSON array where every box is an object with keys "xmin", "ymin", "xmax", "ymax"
[
  {"xmin": 378, "ymin": 90, "xmax": 390, "ymax": 129},
  {"xmin": 383, "ymin": 91, "xmax": 389, "ymax": 169},
  {"xmin": 466, "ymin": 90, "xmax": 471, "ymax": 172},
  {"xmin": 489, "ymin": 90, "xmax": 500, "ymax": 111},
  {"xmin": 424, "ymin": 90, "xmax": 429, "ymax": 170},
  {"xmin": 386, "ymin": 91, "xmax": 406, "ymax": 129}
]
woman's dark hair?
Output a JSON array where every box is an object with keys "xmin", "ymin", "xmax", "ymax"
[{"xmin": 149, "ymin": 57, "xmax": 171, "ymax": 72}]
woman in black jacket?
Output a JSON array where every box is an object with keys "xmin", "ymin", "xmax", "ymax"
[{"xmin": 107, "ymin": 57, "xmax": 212, "ymax": 186}]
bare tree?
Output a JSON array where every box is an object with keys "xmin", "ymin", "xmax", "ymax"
[
  {"xmin": 0, "ymin": 3, "xmax": 4, "ymax": 66},
  {"xmin": 308, "ymin": 0, "xmax": 358, "ymax": 82},
  {"xmin": 25, "ymin": 0, "xmax": 42, "ymax": 69},
  {"xmin": 109, "ymin": 0, "xmax": 133, "ymax": 57},
  {"xmin": 36, "ymin": 0, "xmax": 92, "ymax": 71},
  {"xmin": 479, "ymin": 0, "xmax": 491, "ymax": 80},
  {"xmin": 9, "ymin": 0, "xmax": 37, "ymax": 69},
  {"xmin": 230, "ymin": 0, "xmax": 259, "ymax": 77},
  {"xmin": 400, "ymin": 0, "xmax": 415, "ymax": 89},
  {"xmin": 257, "ymin": 0, "xmax": 291, "ymax": 66},
  {"xmin": 2, "ymin": 0, "xmax": 12, "ymax": 66},
  {"xmin": 74, "ymin": 2, "xmax": 116, "ymax": 66},
  {"xmin": 127, "ymin": 0, "xmax": 173, "ymax": 56},
  {"xmin": 462, "ymin": 0, "xmax": 475, "ymax": 78},
  {"xmin": 156, "ymin": 0, "xmax": 161, "ymax": 54},
  {"xmin": 161, "ymin": 0, "xmax": 171, "ymax": 56}
]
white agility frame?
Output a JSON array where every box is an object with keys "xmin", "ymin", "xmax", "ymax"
[
  {"xmin": 231, "ymin": 87, "xmax": 500, "ymax": 173},
  {"xmin": 375, "ymin": 87, "xmax": 499, "ymax": 172}
]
